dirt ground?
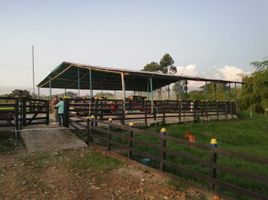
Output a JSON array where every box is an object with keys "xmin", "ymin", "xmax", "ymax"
[{"xmin": 0, "ymin": 141, "xmax": 216, "ymax": 200}]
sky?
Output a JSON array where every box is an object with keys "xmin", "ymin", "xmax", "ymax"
[{"xmin": 0, "ymin": 0, "xmax": 267, "ymax": 94}]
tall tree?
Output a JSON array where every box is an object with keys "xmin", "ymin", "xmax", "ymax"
[
  {"xmin": 142, "ymin": 62, "xmax": 160, "ymax": 72},
  {"xmin": 251, "ymin": 58, "xmax": 268, "ymax": 71},
  {"xmin": 239, "ymin": 68, "xmax": 268, "ymax": 113},
  {"xmin": 159, "ymin": 53, "xmax": 176, "ymax": 74}
]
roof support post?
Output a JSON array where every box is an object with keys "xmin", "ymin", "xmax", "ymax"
[
  {"xmin": 234, "ymin": 82, "xmax": 237, "ymax": 100},
  {"xmin": 149, "ymin": 76, "xmax": 154, "ymax": 113},
  {"xmin": 49, "ymin": 76, "xmax": 52, "ymax": 100},
  {"xmin": 224, "ymin": 83, "xmax": 226, "ymax": 100},
  {"xmin": 147, "ymin": 79, "xmax": 150, "ymax": 100},
  {"xmin": 205, "ymin": 81, "xmax": 208, "ymax": 100},
  {"xmin": 121, "ymin": 72, "xmax": 126, "ymax": 123},
  {"xmin": 185, "ymin": 80, "xmax": 188, "ymax": 100},
  {"xmin": 37, "ymin": 87, "xmax": 40, "ymax": 99},
  {"xmin": 214, "ymin": 82, "xmax": 217, "ymax": 100},
  {"xmin": 114, "ymin": 90, "xmax": 116, "ymax": 99},
  {"xmin": 168, "ymin": 85, "xmax": 170, "ymax": 100},
  {"xmin": 77, "ymin": 68, "xmax": 80, "ymax": 96},
  {"xmin": 228, "ymin": 82, "xmax": 231, "ymax": 100},
  {"xmin": 89, "ymin": 69, "xmax": 93, "ymax": 116},
  {"xmin": 64, "ymin": 88, "xmax": 67, "ymax": 96}
]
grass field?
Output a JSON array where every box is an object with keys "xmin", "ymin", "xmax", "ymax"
[
  {"xmin": 149, "ymin": 111, "xmax": 268, "ymax": 157},
  {"xmin": 139, "ymin": 111, "xmax": 268, "ymax": 199}
]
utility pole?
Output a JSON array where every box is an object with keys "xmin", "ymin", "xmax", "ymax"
[{"xmin": 32, "ymin": 45, "xmax": 35, "ymax": 96}]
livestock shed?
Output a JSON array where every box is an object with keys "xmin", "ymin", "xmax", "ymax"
[{"xmin": 37, "ymin": 61, "xmax": 242, "ymax": 125}]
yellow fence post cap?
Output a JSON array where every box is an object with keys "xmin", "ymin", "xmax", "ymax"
[
  {"xmin": 210, "ymin": 138, "xmax": 217, "ymax": 144},
  {"xmin": 108, "ymin": 118, "xmax": 112, "ymax": 122},
  {"xmin": 90, "ymin": 115, "xmax": 95, "ymax": 119},
  {"xmin": 128, "ymin": 122, "xmax": 134, "ymax": 127},
  {"xmin": 160, "ymin": 128, "xmax": 167, "ymax": 133}
]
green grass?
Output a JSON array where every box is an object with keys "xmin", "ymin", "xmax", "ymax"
[
  {"xmin": 142, "ymin": 111, "xmax": 268, "ymax": 199},
  {"xmin": 0, "ymin": 132, "xmax": 18, "ymax": 154},
  {"xmin": 69, "ymin": 151, "xmax": 122, "ymax": 171},
  {"xmin": 149, "ymin": 111, "xmax": 268, "ymax": 157}
]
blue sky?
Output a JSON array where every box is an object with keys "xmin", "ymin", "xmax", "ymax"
[{"xmin": 0, "ymin": 0, "xmax": 267, "ymax": 92}]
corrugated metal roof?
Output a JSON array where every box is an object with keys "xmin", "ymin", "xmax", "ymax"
[{"xmin": 37, "ymin": 61, "xmax": 242, "ymax": 91}]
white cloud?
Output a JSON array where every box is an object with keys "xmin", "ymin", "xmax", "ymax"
[
  {"xmin": 175, "ymin": 64, "xmax": 203, "ymax": 90},
  {"xmin": 176, "ymin": 64, "xmax": 199, "ymax": 76},
  {"xmin": 216, "ymin": 65, "xmax": 245, "ymax": 81},
  {"xmin": 172, "ymin": 64, "xmax": 247, "ymax": 91}
]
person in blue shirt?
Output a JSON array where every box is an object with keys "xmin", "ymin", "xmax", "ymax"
[{"xmin": 55, "ymin": 98, "xmax": 64, "ymax": 126}]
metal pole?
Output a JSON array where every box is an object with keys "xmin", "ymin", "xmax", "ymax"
[
  {"xmin": 77, "ymin": 68, "xmax": 80, "ymax": 96},
  {"xmin": 121, "ymin": 72, "xmax": 126, "ymax": 114},
  {"xmin": 89, "ymin": 69, "xmax": 93, "ymax": 99},
  {"xmin": 49, "ymin": 76, "xmax": 52, "ymax": 100},
  {"xmin": 205, "ymin": 81, "xmax": 208, "ymax": 100},
  {"xmin": 89, "ymin": 69, "xmax": 93, "ymax": 116},
  {"xmin": 185, "ymin": 80, "xmax": 188, "ymax": 100},
  {"xmin": 224, "ymin": 83, "xmax": 226, "ymax": 100},
  {"xmin": 38, "ymin": 87, "xmax": 40, "ymax": 99},
  {"xmin": 167, "ymin": 85, "xmax": 170, "ymax": 100},
  {"xmin": 234, "ymin": 83, "xmax": 237, "ymax": 100},
  {"xmin": 149, "ymin": 76, "xmax": 153, "ymax": 114},
  {"xmin": 32, "ymin": 45, "xmax": 35, "ymax": 96},
  {"xmin": 64, "ymin": 88, "xmax": 67, "ymax": 96},
  {"xmin": 228, "ymin": 82, "xmax": 231, "ymax": 100},
  {"xmin": 147, "ymin": 79, "xmax": 150, "ymax": 100},
  {"xmin": 214, "ymin": 82, "xmax": 217, "ymax": 99}
]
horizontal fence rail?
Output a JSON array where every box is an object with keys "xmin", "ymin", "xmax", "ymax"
[
  {"xmin": 64, "ymin": 98, "xmax": 237, "ymax": 127},
  {"xmin": 70, "ymin": 117, "xmax": 268, "ymax": 200},
  {"xmin": 0, "ymin": 97, "xmax": 49, "ymax": 132}
]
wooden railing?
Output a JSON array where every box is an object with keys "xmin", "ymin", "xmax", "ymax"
[
  {"xmin": 70, "ymin": 117, "xmax": 268, "ymax": 199},
  {"xmin": 0, "ymin": 97, "xmax": 49, "ymax": 131},
  {"xmin": 0, "ymin": 97, "xmax": 19, "ymax": 131},
  {"xmin": 64, "ymin": 98, "xmax": 237, "ymax": 127}
]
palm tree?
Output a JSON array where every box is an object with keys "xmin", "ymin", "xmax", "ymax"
[{"xmin": 251, "ymin": 57, "xmax": 268, "ymax": 71}]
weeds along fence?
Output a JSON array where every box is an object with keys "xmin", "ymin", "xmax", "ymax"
[
  {"xmin": 70, "ymin": 117, "xmax": 268, "ymax": 200},
  {"xmin": 0, "ymin": 97, "xmax": 49, "ymax": 132},
  {"xmin": 64, "ymin": 98, "xmax": 237, "ymax": 126}
]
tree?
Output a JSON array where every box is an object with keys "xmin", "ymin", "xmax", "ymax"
[
  {"xmin": 251, "ymin": 58, "xmax": 268, "ymax": 71},
  {"xmin": 142, "ymin": 53, "xmax": 177, "ymax": 74},
  {"xmin": 142, "ymin": 62, "xmax": 160, "ymax": 72},
  {"xmin": 9, "ymin": 89, "xmax": 31, "ymax": 99},
  {"xmin": 239, "ymin": 69, "xmax": 268, "ymax": 113},
  {"xmin": 159, "ymin": 53, "xmax": 176, "ymax": 74}
]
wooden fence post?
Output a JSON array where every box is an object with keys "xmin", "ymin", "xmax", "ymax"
[
  {"xmin": 193, "ymin": 100, "xmax": 197, "ymax": 122},
  {"xmin": 46, "ymin": 100, "xmax": 49, "ymax": 125},
  {"xmin": 121, "ymin": 100, "xmax": 125, "ymax": 125},
  {"xmin": 217, "ymin": 101, "xmax": 219, "ymax": 120},
  {"xmin": 162, "ymin": 101, "xmax": 166, "ymax": 124},
  {"xmin": 107, "ymin": 119, "xmax": 112, "ymax": 151},
  {"xmin": 63, "ymin": 98, "xmax": 69, "ymax": 127},
  {"xmin": 178, "ymin": 100, "xmax": 181, "ymax": 123},
  {"xmin": 144, "ymin": 100, "xmax": 148, "ymax": 127},
  {"xmin": 160, "ymin": 128, "xmax": 167, "ymax": 171},
  {"xmin": 22, "ymin": 98, "xmax": 26, "ymax": 126},
  {"xmin": 206, "ymin": 100, "xmax": 209, "ymax": 121},
  {"xmin": 210, "ymin": 138, "xmax": 218, "ymax": 190},
  {"xmin": 15, "ymin": 98, "xmax": 19, "ymax": 138},
  {"xmin": 128, "ymin": 123, "xmax": 134, "ymax": 159},
  {"xmin": 225, "ymin": 101, "xmax": 228, "ymax": 120}
]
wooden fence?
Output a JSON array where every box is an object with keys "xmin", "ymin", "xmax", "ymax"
[
  {"xmin": 0, "ymin": 97, "xmax": 49, "ymax": 132},
  {"xmin": 70, "ymin": 117, "xmax": 268, "ymax": 200},
  {"xmin": 64, "ymin": 98, "xmax": 237, "ymax": 127}
]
